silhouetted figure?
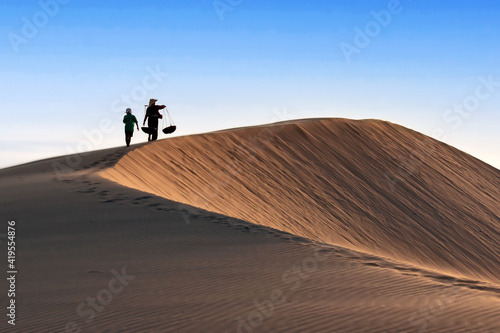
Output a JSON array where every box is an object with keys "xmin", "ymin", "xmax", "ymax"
[
  {"xmin": 143, "ymin": 99, "xmax": 166, "ymax": 141},
  {"xmin": 123, "ymin": 108, "xmax": 139, "ymax": 147}
]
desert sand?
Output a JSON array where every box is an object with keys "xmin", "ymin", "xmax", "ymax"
[{"xmin": 1, "ymin": 118, "xmax": 499, "ymax": 332}]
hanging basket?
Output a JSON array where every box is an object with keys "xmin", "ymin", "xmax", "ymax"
[
  {"xmin": 141, "ymin": 126, "xmax": 154, "ymax": 134},
  {"xmin": 162, "ymin": 108, "xmax": 176, "ymax": 135},
  {"xmin": 162, "ymin": 125, "xmax": 177, "ymax": 134}
]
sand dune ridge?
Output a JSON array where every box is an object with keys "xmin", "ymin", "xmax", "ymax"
[{"xmin": 101, "ymin": 118, "xmax": 500, "ymax": 285}]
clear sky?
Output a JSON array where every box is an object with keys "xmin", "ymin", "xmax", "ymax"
[{"xmin": 1, "ymin": 0, "xmax": 499, "ymax": 169}]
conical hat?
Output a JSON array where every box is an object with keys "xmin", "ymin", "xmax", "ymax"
[{"xmin": 149, "ymin": 99, "xmax": 158, "ymax": 107}]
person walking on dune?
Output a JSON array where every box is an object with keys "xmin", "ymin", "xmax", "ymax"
[
  {"xmin": 143, "ymin": 98, "xmax": 166, "ymax": 141},
  {"xmin": 123, "ymin": 108, "xmax": 139, "ymax": 147}
]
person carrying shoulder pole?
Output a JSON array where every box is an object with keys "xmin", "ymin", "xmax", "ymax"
[
  {"xmin": 143, "ymin": 98, "xmax": 166, "ymax": 141},
  {"xmin": 123, "ymin": 108, "xmax": 139, "ymax": 147}
]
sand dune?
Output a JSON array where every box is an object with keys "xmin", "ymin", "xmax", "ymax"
[
  {"xmin": 102, "ymin": 118, "xmax": 500, "ymax": 285},
  {"xmin": 2, "ymin": 118, "xmax": 500, "ymax": 332}
]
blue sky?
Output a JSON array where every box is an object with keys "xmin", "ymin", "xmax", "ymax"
[{"xmin": 1, "ymin": 0, "xmax": 499, "ymax": 169}]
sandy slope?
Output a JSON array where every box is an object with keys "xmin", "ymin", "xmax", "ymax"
[
  {"xmin": 0, "ymin": 119, "xmax": 499, "ymax": 332},
  {"xmin": 102, "ymin": 118, "xmax": 500, "ymax": 285}
]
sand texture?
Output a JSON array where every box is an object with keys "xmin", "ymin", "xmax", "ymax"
[
  {"xmin": 103, "ymin": 118, "xmax": 500, "ymax": 285},
  {"xmin": 1, "ymin": 118, "xmax": 499, "ymax": 332}
]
